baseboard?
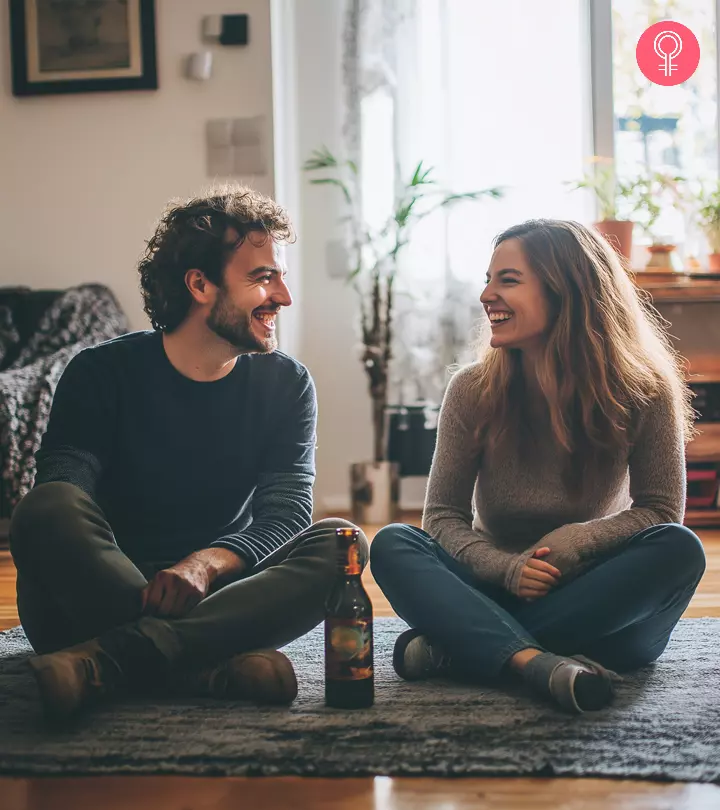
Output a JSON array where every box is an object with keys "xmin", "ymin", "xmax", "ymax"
[
  {"xmin": 321, "ymin": 476, "xmax": 427, "ymax": 515},
  {"xmin": 0, "ymin": 519, "xmax": 8, "ymax": 549},
  {"xmin": 316, "ymin": 502, "xmax": 424, "ymax": 524}
]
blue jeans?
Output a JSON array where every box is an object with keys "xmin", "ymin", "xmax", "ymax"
[{"xmin": 370, "ymin": 522, "xmax": 706, "ymax": 677}]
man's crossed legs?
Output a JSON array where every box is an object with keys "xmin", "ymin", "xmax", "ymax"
[{"xmin": 10, "ymin": 482, "xmax": 368, "ymax": 721}]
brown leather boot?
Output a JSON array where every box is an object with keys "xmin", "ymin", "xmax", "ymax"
[
  {"xmin": 28, "ymin": 625, "xmax": 170, "ymax": 724},
  {"xmin": 28, "ymin": 638, "xmax": 125, "ymax": 723},
  {"xmin": 170, "ymin": 650, "xmax": 298, "ymax": 705}
]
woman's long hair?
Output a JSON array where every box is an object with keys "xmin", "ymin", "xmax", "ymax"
[{"xmin": 469, "ymin": 219, "xmax": 695, "ymax": 487}]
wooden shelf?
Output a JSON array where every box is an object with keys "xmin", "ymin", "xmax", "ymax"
[
  {"xmin": 686, "ymin": 356, "xmax": 720, "ymax": 384},
  {"xmin": 633, "ymin": 269, "xmax": 720, "ymax": 278},
  {"xmin": 687, "ymin": 423, "xmax": 720, "ymax": 463},
  {"xmin": 685, "ymin": 508, "xmax": 720, "ymax": 528},
  {"xmin": 631, "ymin": 270, "xmax": 720, "ymax": 303}
]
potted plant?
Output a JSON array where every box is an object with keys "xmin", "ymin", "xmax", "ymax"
[
  {"xmin": 697, "ymin": 183, "xmax": 720, "ymax": 271},
  {"xmin": 632, "ymin": 171, "xmax": 686, "ymax": 271},
  {"xmin": 569, "ymin": 157, "xmax": 638, "ymax": 262},
  {"xmin": 304, "ymin": 146, "xmax": 501, "ymax": 523}
]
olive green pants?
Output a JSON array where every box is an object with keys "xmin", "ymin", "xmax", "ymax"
[{"xmin": 9, "ymin": 482, "xmax": 369, "ymax": 666}]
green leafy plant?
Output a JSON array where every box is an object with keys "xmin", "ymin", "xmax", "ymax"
[
  {"xmin": 569, "ymin": 158, "xmax": 687, "ymax": 245},
  {"xmin": 697, "ymin": 182, "xmax": 720, "ymax": 254},
  {"xmin": 632, "ymin": 171, "xmax": 686, "ymax": 244},
  {"xmin": 568, "ymin": 157, "xmax": 639, "ymax": 221},
  {"xmin": 304, "ymin": 146, "xmax": 502, "ymax": 462}
]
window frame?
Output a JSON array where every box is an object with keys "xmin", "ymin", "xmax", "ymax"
[{"xmin": 589, "ymin": 0, "xmax": 720, "ymax": 179}]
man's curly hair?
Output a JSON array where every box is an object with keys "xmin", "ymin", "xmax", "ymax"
[{"xmin": 138, "ymin": 185, "xmax": 295, "ymax": 331}]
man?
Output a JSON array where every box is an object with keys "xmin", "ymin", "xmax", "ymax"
[{"xmin": 9, "ymin": 185, "xmax": 368, "ymax": 723}]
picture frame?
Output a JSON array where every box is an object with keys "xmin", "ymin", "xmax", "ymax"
[{"xmin": 9, "ymin": 0, "xmax": 158, "ymax": 97}]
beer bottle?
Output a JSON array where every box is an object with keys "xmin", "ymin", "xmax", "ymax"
[{"xmin": 324, "ymin": 528, "xmax": 374, "ymax": 708}]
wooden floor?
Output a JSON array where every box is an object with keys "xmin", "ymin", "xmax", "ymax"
[{"xmin": 1, "ymin": 523, "xmax": 720, "ymax": 809}]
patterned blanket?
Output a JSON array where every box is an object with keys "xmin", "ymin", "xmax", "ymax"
[{"xmin": 0, "ymin": 285, "xmax": 129, "ymax": 515}]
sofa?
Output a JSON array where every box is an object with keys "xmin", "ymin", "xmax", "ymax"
[{"xmin": 0, "ymin": 284, "xmax": 129, "ymax": 521}]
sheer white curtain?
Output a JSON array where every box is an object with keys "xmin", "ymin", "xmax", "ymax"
[{"xmin": 344, "ymin": 0, "xmax": 595, "ymax": 403}]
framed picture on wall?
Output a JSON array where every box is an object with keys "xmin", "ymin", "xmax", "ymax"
[{"xmin": 9, "ymin": 0, "xmax": 158, "ymax": 97}]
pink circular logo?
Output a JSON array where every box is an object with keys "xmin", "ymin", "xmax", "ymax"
[{"xmin": 636, "ymin": 21, "xmax": 700, "ymax": 86}]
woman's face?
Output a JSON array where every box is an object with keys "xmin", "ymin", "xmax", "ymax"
[{"xmin": 480, "ymin": 238, "xmax": 552, "ymax": 352}]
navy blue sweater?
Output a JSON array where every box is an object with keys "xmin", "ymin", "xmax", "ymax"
[{"xmin": 35, "ymin": 331, "xmax": 317, "ymax": 567}]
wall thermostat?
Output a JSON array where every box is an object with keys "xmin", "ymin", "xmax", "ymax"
[{"xmin": 203, "ymin": 15, "xmax": 249, "ymax": 46}]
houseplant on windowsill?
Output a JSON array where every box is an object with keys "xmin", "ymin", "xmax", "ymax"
[
  {"xmin": 697, "ymin": 183, "xmax": 720, "ymax": 271},
  {"xmin": 568, "ymin": 157, "xmax": 638, "ymax": 263},
  {"xmin": 303, "ymin": 146, "xmax": 501, "ymax": 523},
  {"xmin": 632, "ymin": 171, "xmax": 687, "ymax": 271}
]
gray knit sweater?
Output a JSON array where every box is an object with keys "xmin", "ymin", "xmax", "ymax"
[{"xmin": 423, "ymin": 363, "xmax": 686, "ymax": 596}]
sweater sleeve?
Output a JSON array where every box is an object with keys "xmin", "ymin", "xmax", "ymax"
[
  {"xmin": 34, "ymin": 348, "xmax": 116, "ymax": 499},
  {"xmin": 209, "ymin": 367, "xmax": 317, "ymax": 568},
  {"xmin": 504, "ymin": 382, "xmax": 686, "ymax": 592},
  {"xmin": 423, "ymin": 367, "xmax": 524, "ymax": 588}
]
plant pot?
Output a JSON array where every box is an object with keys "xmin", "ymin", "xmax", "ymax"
[
  {"xmin": 350, "ymin": 460, "xmax": 400, "ymax": 525},
  {"xmin": 386, "ymin": 404, "xmax": 439, "ymax": 476},
  {"xmin": 645, "ymin": 244, "xmax": 680, "ymax": 271},
  {"xmin": 708, "ymin": 253, "xmax": 720, "ymax": 271},
  {"xmin": 593, "ymin": 220, "xmax": 634, "ymax": 262}
]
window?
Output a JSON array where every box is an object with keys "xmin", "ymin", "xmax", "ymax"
[
  {"xmin": 611, "ymin": 0, "xmax": 717, "ymax": 252},
  {"xmin": 397, "ymin": 0, "xmax": 593, "ymax": 286},
  {"xmin": 351, "ymin": 1, "xmax": 594, "ymax": 402},
  {"xmin": 441, "ymin": 0, "xmax": 592, "ymax": 283}
]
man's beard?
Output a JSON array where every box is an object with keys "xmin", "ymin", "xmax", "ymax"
[{"xmin": 207, "ymin": 288, "xmax": 277, "ymax": 354}]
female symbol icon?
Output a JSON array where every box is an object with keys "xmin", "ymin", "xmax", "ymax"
[
  {"xmin": 636, "ymin": 20, "xmax": 699, "ymax": 87},
  {"xmin": 653, "ymin": 30, "xmax": 683, "ymax": 77}
]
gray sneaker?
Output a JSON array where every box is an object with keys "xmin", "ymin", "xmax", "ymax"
[
  {"xmin": 523, "ymin": 652, "xmax": 621, "ymax": 713},
  {"xmin": 393, "ymin": 628, "xmax": 452, "ymax": 681}
]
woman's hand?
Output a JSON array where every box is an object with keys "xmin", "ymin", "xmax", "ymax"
[{"xmin": 517, "ymin": 547, "xmax": 561, "ymax": 600}]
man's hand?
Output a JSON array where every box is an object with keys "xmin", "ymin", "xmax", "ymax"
[
  {"xmin": 517, "ymin": 547, "xmax": 561, "ymax": 601},
  {"xmin": 142, "ymin": 548, "xmax": 246, "ymax": 618}
]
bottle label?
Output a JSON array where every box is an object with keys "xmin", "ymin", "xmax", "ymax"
[
  {"xmin": 340, "ymin": 543, "xmax": 362, "ymax": 575},
  {"xmin": 325, "ymin": 618, "xmax": 373, "ymax": 681}
]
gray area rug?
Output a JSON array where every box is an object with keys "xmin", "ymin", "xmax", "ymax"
[{"xmin": 0, "ymin": 618, "xmax": 719, "ymax": 781}]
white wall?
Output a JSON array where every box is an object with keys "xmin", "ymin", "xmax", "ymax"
[{"xmin": 0, "ymin": 0, "xmax": 275, "ymax": 330}]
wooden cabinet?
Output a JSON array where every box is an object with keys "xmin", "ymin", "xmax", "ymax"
[
  {"xmin": 684, "ymin": 369, "xmax": 720, "ymax": 528},
  {"xmin": 633, "ymin": 271, "xmax": 720, "ymax": 527}
]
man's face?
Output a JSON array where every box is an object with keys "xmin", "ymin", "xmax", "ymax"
[{"xmin": 206, "ymin": 232, "xmax": 292, "ymax": 354}]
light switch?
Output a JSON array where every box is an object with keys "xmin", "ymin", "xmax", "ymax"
[
  {"xmin": 206, "ymin": 119, "xmax": 233, "ymax": 147},
  {"xmin": 203, "ymin": 16, "xmax": 222, "ymax": 39},
  {"xmin": 207, "ymin": 146, "xmax": 234, "ymax": 177},
  {"xmin": 203, "ymin": 14, "xmax": 249, "ymax": 45},
  {"xmin": 231, "ymin": 116, "xmax": 266, "ymax": 175},
  {"xmin": 206, "ymin": 116, "xmax": 266, "ymax": 177},
  {"xmin": 232, "ymin": 117, "xmax": 261, "ymax": 146}
]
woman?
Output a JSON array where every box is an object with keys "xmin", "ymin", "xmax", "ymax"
[{"xmin": 371, "ymin": 219, "xmax": 706, "ymax": 713}]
